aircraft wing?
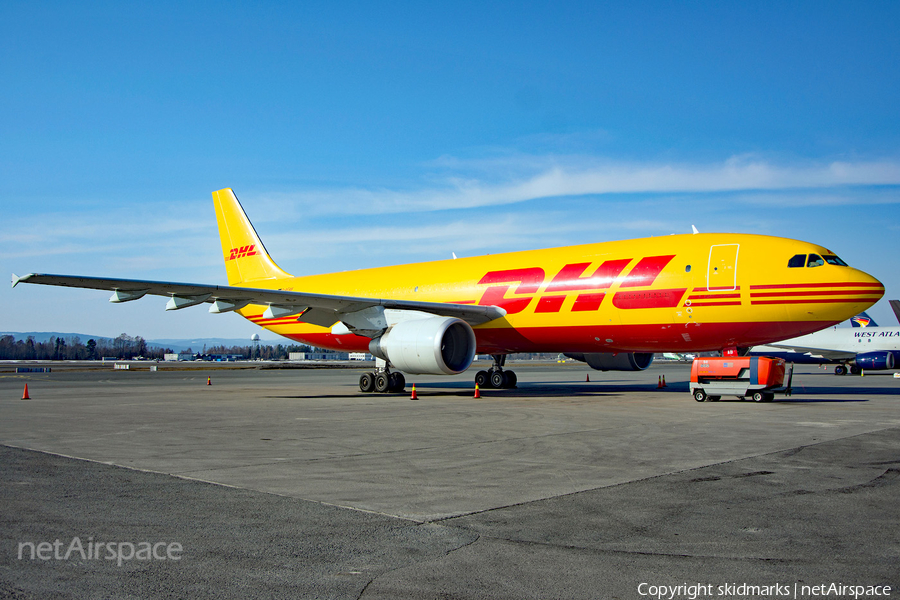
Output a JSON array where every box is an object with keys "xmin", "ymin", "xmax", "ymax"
[
  {"xmin": 766, "ymin": 341, "xmax": 856, "ymax": 361},
  {"xmin": 11, "ymin": 273, "xmax": 506, "ymax": 328}
]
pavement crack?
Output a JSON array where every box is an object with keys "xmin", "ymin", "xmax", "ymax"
[
  {"xmin": 473, "ymin": 533, "xmax": 799, "ymax": 564},
  {"xmin": 429, "ymin": 425, "xmax": 900, "ymax": 524},
  {"xmin": 356, "ymin": 526, "xmax": 481, "ymax": 600}
]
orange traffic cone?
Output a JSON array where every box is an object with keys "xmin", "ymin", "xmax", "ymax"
[
  {"xmin": 474, "ymin": 383, "xmax": 481, "ymax": 399},
  {"xmin": 207, "ymin": 376, "xmax": 211, "ymax": 386},
  {"xmin": 410, "ymin": 384, "xmax": 418, "ymax": 400},
  {"xmin": 586, "ymin": 374, "xmax": 590, "ymax": 382},
  {"xmin": 657, "ymin": 376, "xmax": 663, "ymax": 388},
  {"xmin": 662, "ymin": 375, "xmax": 667, "ymax": 387},
  {"xmin": 22, "ymin": 384, "xmax": 30, "ymax": 400}
]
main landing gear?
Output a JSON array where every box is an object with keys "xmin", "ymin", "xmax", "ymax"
[
  {"xmin": 359, "ymin": 359, "xmax": 405, "ymax": 393},
  {"xmin": 834, "ymin": 365, "xmax": 861, "ymax": 376},
  {"xmin": 474, "ymin": 354, "xmax": 517, "ymax": 389}
]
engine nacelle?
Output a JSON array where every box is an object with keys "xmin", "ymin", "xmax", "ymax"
[
  {"xmin": 853, "ymin": 351, "xmax": 896, "ymax": 371},
  {"xmin": 564, "ymin": 352, "xmax": 654, "ymax": 371},
  {"xmin": 369, "ymin": 317, "xmax": 476, "ymax": 375}
]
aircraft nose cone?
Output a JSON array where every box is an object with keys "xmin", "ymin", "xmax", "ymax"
[
  {"xmin": 780, "ymin": 265, "xmax": 884, "ymax": 335},
  {"xmin": 848, "ymin": 267, "xmax": 884, "ymax": 311},
  {"xmin": 857, "ymin": 269, "xmax": 884, "ymax": 295}
]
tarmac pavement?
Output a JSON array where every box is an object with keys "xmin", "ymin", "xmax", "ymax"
[{"xmin": 1, "ymin": 361, "xmax": 897, "ymax": 598}]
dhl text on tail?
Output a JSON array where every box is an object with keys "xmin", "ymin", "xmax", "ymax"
[{"xmin": 12, "ymin": 188, "xmax": 884, "ymax": 393}]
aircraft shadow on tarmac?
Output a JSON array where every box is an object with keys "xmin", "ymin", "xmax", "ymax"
[{"xmin": 269, "ymin": 379, "xmax": 890, "ymax": 401}]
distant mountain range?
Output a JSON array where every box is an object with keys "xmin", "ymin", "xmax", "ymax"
[{"xmin": 0, "ymin": 332, "xmax": 285, "ymax": 353}]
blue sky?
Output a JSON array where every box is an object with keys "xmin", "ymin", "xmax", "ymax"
[{"xmin": 2, "ymin": 1, "xmax": 899, "ymax": 340}]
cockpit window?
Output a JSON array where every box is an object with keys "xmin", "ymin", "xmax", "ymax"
[
  {"xmin": 787, "ymin": 254, "xmax": 806, "ymax": 268},
  {"xmin": 823, "ymin": 254, "xmax": 848, "ymax": 266},
  {"xmin": 806, "ymin": 254, "xmax": 825, "ymax": 268}
]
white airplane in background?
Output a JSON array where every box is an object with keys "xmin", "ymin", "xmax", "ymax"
[
  {"xmin": 749, "ymin": 301, "xmax": 900, "ymax": 375},
  {"xmin": 662, "ymin": 353, "xmax": 696, "ymax": 361}
]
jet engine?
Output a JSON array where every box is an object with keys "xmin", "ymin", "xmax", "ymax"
[
  {"xmin": 853, "ymin": 351, "xmax": 896, "ymax": 371},
  {"xmin": 564, "ymin": 352, "xmax": 654, "ymax": 371},
  {"xmin": 369, "ymin": 317, "xmax": 476, "ymax": 375}
]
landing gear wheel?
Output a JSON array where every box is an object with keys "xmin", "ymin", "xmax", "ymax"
[
  {"xmin": 834, "ymin": 365, "xmax": 847, "ymax": 376},
  {"xmin": 475, "ymin": 370, "xmax": 489, "ymax": 388},
  {"xmin": 505, "ymin": 371, "xmax": 517, "ymax": 388},
  {"xmin": 693, "ymin": 389, "xmax": 707, "ymax": 402},
  {"xmin": 389, "ymin": 372, "xmax": 406, "ymax": 393},
  {"xmin": 752, "ymin": 391, "xmax": 764, "ymax": 402},
  {"xmin": 490, "ymin": 370, "xmax": 507, "ymax": 389},
  {"xmin": 374, "ymin": 372, "xmax": 390, "ymax": 393},
  {"xmin": 359, "ymin": 372, "xmax": 375, "ymax": 393},
  {"xmin": 850, "ymin": 366, "xmax": 861, "ymax": 375}
]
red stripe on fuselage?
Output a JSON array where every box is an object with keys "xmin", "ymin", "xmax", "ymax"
[
  {"xmin": 751, "ymin": 297, "xmax": 881, "ymax": 305},
  {"xmin": 687, "ymin": 293, "xmax": 741, "ymax": 300},
  {"xmin": 750, "ymin": 290, "xmax": 882, "ymax": 298},
  {"xmin": 749, "ymin": 282, "xmax": 884, "ymax": 290},
  {"xmin": 687, "ymin": 301, "xmax": 742, "ymax": 307}
]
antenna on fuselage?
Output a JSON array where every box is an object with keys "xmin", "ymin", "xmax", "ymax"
[{"xmin": 691, "ymin": 225, "xmax": 699, "ymax": 234}]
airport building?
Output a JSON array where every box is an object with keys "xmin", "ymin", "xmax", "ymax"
[{"xmin": 164, "ymin": 352, "xmax": 198, "ymax": 361}]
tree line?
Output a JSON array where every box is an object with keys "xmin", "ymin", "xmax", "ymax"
[
  {"xmin": 200, "ymin": 343, "xmax": 312, "ymax": 360},
  {"xmin": 0, "ymin": 334, "xmax": 166, "ymax": 360},
  {"xmin": 0, "ymin": 334, "xmax": 314, "ymax": 361}
]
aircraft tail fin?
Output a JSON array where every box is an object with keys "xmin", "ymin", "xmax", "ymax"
[
  {"xmin": 212, "ymin": 188, "xmax": 292, "ymax": 286},
  {"xmin": 890, "ymin": 300, "xmax": 900, "ymax": 325},
  {"xmin": 850, "ymin": 312, "xmax": 877, "ymax": 328}
]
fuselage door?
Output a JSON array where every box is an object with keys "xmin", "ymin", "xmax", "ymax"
[{"xmin": 707, "ymin": 244, "xmax": 739, "ymax": 291}]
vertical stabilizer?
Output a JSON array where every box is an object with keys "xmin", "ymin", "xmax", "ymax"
[
  {"xmin": 850, "ymin": 312, "xmax": 877, "ymax": 328},
  {"xmin": 212, "ymin": 188, "xmax": 292, "ymax": 286}
]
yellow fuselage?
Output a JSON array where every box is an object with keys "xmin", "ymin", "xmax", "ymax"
[{"xmin": 237, "ymin": 233, "xmax": 884, "ymax": 354}]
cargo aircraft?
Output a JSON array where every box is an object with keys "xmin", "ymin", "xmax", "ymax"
[{"xmin": 13, "ymin": 189, "xmax": 884, "ymax": 393}]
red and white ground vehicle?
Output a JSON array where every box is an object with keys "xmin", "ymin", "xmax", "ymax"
[{"xmin": 690, "ymin": 356, "xmax": 793, "ymax": 402}]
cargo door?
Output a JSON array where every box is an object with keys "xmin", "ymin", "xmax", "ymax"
[{"xmin": 707, "ymin": 244, "xmax": 739, "ymax": 291}]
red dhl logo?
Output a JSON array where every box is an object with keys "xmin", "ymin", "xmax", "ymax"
[
  {"xmin": 228, "ymin": 245, "xmax": 258, "ymax": 261},
  {"xmin": 476, "ymin": 255, "xmax": 685, "ymax": 314}
]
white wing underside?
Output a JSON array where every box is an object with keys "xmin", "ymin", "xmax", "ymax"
[
  {"xmin": 11, "ymin": 273, "xmax": 506, "ymax": 331},
  {"xmin": 765, "ymin": 342, "xmax": 856, "ymax": 361}
]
